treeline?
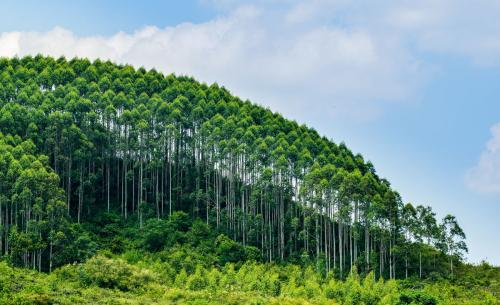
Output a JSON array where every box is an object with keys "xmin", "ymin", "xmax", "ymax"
[{"xmin": 0, "ymin": 56, "xmax": 466, "ymax": 278}]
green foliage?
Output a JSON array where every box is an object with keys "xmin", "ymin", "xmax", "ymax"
[
  {"xmin": 0, "ymin": 55, "xmax": 491, "ymax": 304},
  {"xmin": 0, "ymin": 254, "xmax": 497, "ymax": 305},
  {"xmin": 0, "ymin": 56, "xmax": 468, "ymax": 281},
  {"xmin": 398, "ymin": 291, "xmax": 437, "ymax": 305},
  {"xmin": 0, "ymin": 56, "xmax": 466, "ymax": 278},
  {"xmin": 187, "ymin": 265, "xmax": 209, "ymax": 291},
  {"xmin": 216, "ymin": 234, "xmax": 246, "ymax": 265},
  {"xmin": 77, "ymin": 255, "xmax": 156, "ymax": 291},
  {"xmin": 140, "ymin": 218, "xmax": 175, "ymax": 252}
]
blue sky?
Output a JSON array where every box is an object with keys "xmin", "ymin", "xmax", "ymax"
[{"xmin": 1, "ymin": 0, "xmax": 499, "ymax": 264}]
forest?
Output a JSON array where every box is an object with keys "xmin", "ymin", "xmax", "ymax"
[{"xmin": 0, "ymin": 55, "xmax": 497, "ymax": 304}]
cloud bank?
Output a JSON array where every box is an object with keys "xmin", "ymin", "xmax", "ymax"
[
  {"xmin": 0, "ymin": 4, "xmax": 425, "ymax": 123},
  {"xmin": 466, "ymin": 123, "xmax": 500, "ymax": 194},
  {"xmin": 1, "ymin": 1, "xmax": 499, "ymax": 123}
]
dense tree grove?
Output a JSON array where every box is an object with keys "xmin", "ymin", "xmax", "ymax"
[
  {"xmin": 0, "ymin": 56, "xmax": 468, "ymax": 279},
  {"xmin": 0, "ymin": 133, "xmax": 95, "ymax": 272}
]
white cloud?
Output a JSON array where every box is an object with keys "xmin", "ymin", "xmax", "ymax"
[
  {"xmin": 1, "ymin": 1, "xmax": 499, "ymax": 123},
  {"xmin": 0, "ymin": 3, "xmax": 426, "ymax": 123},
  {"xmin": 466, "ymin": 123, "xmax": 500, "ymax": 194},
  {"xmin": 380, "ymin": 0, "xmax": 500, "ymax": 66},
  {"xmin": 0, "ymin": 32, "xmax": 21, "ymax": 55}
]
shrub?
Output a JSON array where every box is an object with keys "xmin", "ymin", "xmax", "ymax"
[
  {"xmin": 215, "ymin": 234, "xmax": 245, "ymax": 266},
  {"xmin": 175, "ymin": 269, "xmax": 188, "ymax": 288},
  {"xmin": 78, "ymin": 255, "xmax": 156, "ymax": 291},
  {"xmin": 324, "ymin": 279, "xmax": 342, "ymax": 301},
  {"xmin": 398, "ymin": 290, "xmax": 437, "ymax": 305},
  {"xmin": 141, "ymin": 219, "xmax": 174, "ymax": 252},
  {"xmin": 187, "ymin": 265, "xmax": 208, "ymax": 291}
]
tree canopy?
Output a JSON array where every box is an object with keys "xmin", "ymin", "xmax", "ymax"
[{"xmin": 0, "ymin": 55, "xmax": 467, "ymax": 280}]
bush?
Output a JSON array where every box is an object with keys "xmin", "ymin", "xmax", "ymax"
[
  {"xmin": 399, "ymin": 290, "xmax": 437, "ymax": 305},
  {"xmin": 324, "ymin": 279, "xmax": 342, "ymax": 301},
  {"xmin": 0, "ymin": 262, "xmax": 14, "ymax": 294},
  {"xmin": 187, "ymin": 265, "xmax": 208, "ymax": 291},
  {"xmin": 141, "ymin": 219, "xmax": 174, "ymax": 252},
  {"xmin": 78, "ymin": 255, "xmax": 156, "ymax": 291},
  {"xmin": 187, "ymin": 220, "xmax": 215, "ymax": 247},
  {"xmin": 175, "ymin": 269, "xmax": 188, "ymax": 287},
  {"xmin": 169, "ymin": 211, "xmax": 192, "ymax": 232},
  {"xmin": 122, "ymin": 249, "xmax": 147, "ymax": 264},
  {"xmin": 215, "ymin": 234, "xmax": 245, "ymax": 266},
  {"xmin": 244, "ymin": 246, "xmax": 261, "ymax": 261}
]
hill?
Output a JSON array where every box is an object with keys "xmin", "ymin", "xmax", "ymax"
[{"xmin": 0, "ymin": 55, "xmax": 497, "ymax": 304}]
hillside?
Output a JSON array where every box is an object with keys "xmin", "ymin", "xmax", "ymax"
[{"xmin": 0, "ymin": 56, "xmax": 497, "ymax": 304}]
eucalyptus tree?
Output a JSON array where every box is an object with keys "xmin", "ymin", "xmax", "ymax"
[
  {"xmin": 439, "ymin": 215, "xmax": 467, "ymax": 277},
  {"xmin": 0, "ymin": 133, "xmax": 68, "ymax": 271},
  {"xmin": 401, "ymin": 203, "xmax": 418, "ymax": 278},
  {"xmin": 415, "ymin": 205, "xmax": 438, "ymax": 278},
  {"xmin": 0, "ymin": 56, "xmax": 468, "ymax": 278}
]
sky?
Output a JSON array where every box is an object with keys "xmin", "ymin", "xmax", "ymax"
[{"xmin": 0, "ymin": 0, "xmax": 499, "ymax": 264}]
